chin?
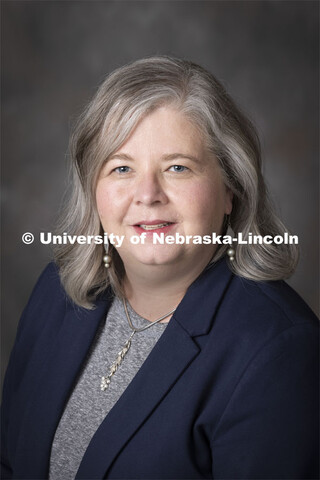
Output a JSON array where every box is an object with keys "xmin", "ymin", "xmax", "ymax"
[{"xmin": 130, "ymin": 245, "xmax": 185, "ymax": 267}]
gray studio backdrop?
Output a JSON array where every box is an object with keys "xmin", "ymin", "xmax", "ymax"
[{"xmin": 2, "ymin": 1, "xmax": 319, "ymax": 386}]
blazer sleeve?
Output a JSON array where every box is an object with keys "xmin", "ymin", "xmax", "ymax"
[
  {"xmin": 1, "ymin": 264, "xmax": 58, "ymax": 479},
  {"xmin": 210, "ymin": 322, "xmax": 319, "ymax": 479}
]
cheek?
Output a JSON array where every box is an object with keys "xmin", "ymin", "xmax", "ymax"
[
  {"xmin": 185, "ymin": 181, "xmax": 227, "ymax": 221},
  {"xmin": 96, "ymin": 184, "xmax": 110, "ymax": 220},
  {"xmin": 96, "ymin": 181, "xmax": 128, "ymax": 220}
]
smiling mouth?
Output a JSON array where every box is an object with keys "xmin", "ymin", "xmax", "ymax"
[{"xmin": 138, "ymin": 222, "xmax": 172, "ymax": 231}]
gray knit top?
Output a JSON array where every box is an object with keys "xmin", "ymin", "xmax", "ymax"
[{"xmin": 49, "ymin": 296, "xmax": 168, "ymax": 480}]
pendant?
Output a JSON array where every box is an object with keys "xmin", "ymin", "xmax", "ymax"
[{"xmin": 100, "ymin": 332, "xmax": 135, "ymax": 391}]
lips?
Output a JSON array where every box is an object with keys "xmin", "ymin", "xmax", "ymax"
[
  {"xmin": 132, "ymin": 220, "xmax": 176, "ymax": 235},
  {"xmin": 138, "ymin": 222, "xmax": 172, "ymax": 231}
]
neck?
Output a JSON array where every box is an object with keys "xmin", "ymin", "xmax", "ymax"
[{"xmin": 123, "ymin": 258, "xmax": 210, "ymax": 323}]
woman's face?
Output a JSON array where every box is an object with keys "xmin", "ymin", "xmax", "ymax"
[{"xmin": 96, "ymin": 106, "xmax": 233, "ymax": 276}]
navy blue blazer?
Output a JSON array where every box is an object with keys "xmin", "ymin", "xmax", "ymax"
[{"xmin": 1, "ymin": 258, "xmax": 319, "ymax": 479}]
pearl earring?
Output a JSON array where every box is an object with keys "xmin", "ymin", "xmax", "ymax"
[
  {"xmin": 226, "ymin": 216, "xmax": 235, "ymax": 262},
  {"xmin": 227, "ymin": 247, "xmax": 235, "ymax": 261},
  {"xmin": 103, "ymin": 238, "xmax": 112, "ymax": 269}
]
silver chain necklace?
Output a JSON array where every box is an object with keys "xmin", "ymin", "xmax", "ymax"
[{"xmin": 100, "ymin": 299, "xmax": 176, "ymax": 391}]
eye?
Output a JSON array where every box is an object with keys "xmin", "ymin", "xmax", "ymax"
[
  {"xmin": 168, "ymin": 165, "xmax": 189, "ymax": 173},
  {"xmin": 113, "ymin": 166, "xmax": 131, "ymax": 174}
]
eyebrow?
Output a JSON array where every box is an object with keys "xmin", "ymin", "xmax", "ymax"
[{"xmin": 107, "ymin": 153, "xmax": 200, "ymax": 163}]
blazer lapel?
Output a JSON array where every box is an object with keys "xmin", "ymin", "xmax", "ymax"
[
  {"xmin": 76, "ymin": 319, "xmax": 199, "ymax": 479},
  {"xmin": 13, "ymin": 294, "xmax": 111, "ymax": 479},
  {"xmin": 76, "ymin": 258, "xmax": 233, "ymax": 479}
]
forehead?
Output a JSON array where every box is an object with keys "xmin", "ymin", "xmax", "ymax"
[{"xmin": 113, "ymin": 106, "xmax": 207, "ymax": 156}]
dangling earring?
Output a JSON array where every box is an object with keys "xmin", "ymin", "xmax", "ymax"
[
  {"xmin": 103, "ymin": 237, "xmax": 112, "ymax": 269},
  {"xmin": 226, "ymin": 215, "xmax": 235, "ymax": 262},
  {"xmin": 227, "ymin": 246, "xmax": 235, "ymax": 262}
]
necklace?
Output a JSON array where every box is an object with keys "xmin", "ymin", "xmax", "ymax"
[{"xmin": 100, "ymin": 299, "xmax": 176, "ymax": 391}]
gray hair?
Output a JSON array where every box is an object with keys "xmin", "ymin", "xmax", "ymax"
[{"xmin": 54, "ymin": 56, "xmax": 298, "ymax": 308}]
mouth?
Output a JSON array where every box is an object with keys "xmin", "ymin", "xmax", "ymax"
[
  {"xmin": 132, "ymin": 221, "xmax": 176, "ymax": 235},
  {"xmin": 137, "ymin": 222, "xmax": 173, "ymax": 231}
]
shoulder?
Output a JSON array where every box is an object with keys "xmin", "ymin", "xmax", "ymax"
[
  {"xmin": 225, "ymin": 273, "xmax": 318, "ymax": 330},
  {"xmin": 15, "ymin": 262, "xmax": 71, "ymax": 343},
  {"xmin": 183, "ymin": 259, "xmax": 318, "ymax": 344},
  {"xmin": 217, "ymin": 274, "xmax": 319, "ymax": 371},
  {"xmin": 27, "ymin": 261, "xmax": 65, "ymax": 301},
  {"xmin": 16, "ymin": 262, "xmax": 111, "ymax": 344},
  {"xmin": 34, "ymin": 262, "xmax": 61, "ymax": 292},
  {"xmin": 200, "ymin": 266, "xmax": 319, "ymax": 376}
]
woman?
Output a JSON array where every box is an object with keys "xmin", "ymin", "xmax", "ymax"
[{"xmin": 1, "ymin": 57, "xmax": 318, "ymax": 479}]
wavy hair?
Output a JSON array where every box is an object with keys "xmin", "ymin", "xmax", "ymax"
[{"xmin": 54, "ymin": 56, "xmax": 298, "ymax": 308}]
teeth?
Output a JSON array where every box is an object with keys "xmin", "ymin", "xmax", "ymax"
[{"xmin": 139, "ymin": 223, "xmax": 170, "ymax": 230}]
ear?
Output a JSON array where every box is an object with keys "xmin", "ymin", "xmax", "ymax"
[{"xmin": 224, "ymin": 187, "xmax": 233, "ymax": 215}]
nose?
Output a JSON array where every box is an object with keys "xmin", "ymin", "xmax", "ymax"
[{"xmin": 133, "ymin": 171, "xmax": 168, "ymax": 206}]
